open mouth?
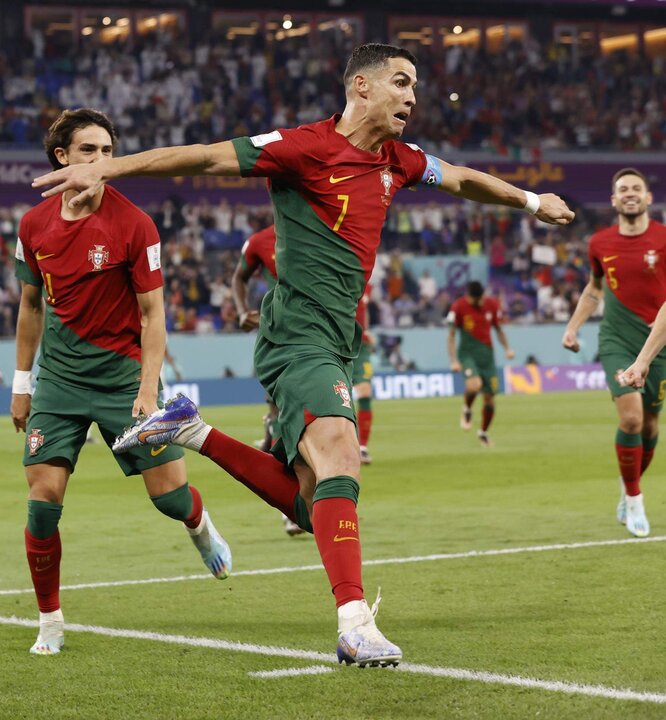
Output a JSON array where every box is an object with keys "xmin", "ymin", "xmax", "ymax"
[{"xmin": 393, "ymin": 112, "xmax": 409, "ymax": 124}]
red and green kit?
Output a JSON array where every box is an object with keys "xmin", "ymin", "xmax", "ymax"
[
  {"xmin": 589, "ymin": 220, "xmax": 666, "ymax": 403},
  {"xmin": 15, "ymin": 185, "xmax": 164, "ymax": 390},
  {"xmin": 232, "ymin": 115, "xmax": 426, "ymax": 359},
  {"xmin": 449, "ymin": 296, "xmax": 501, "ymax": 394},
  {"xmin": 240, "ymin": 224, "xmax": 278, "ymax": 288}
]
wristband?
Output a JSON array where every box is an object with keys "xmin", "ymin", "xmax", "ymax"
[
  {"xmin": 523, "ymin": 191, "xmax": 540, "ymax": 215},
  {"xmin": 12, "ymin": 370, "xmax": 33, "ymax": 395}
]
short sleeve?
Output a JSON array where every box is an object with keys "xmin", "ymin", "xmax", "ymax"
[
  {"xmin": 588, "ymin": 236, "xmax": 603, "ymax": 278},
  {"xmin": 240, "ymin": 236, "xmax": 260, "ymax": 274},
  {"xmin": 128, "ymin": 213, "xmax": 164, "ymax": 294},
  {"xmin": 14, "ymin": 217, "xmax": 41, "ymax": 287},
  {"xmin": 395, "ymin": 142, "xmax": 428, "ymax": 188},
  {"xmin": 231, "ymin": 128, "xmax": 305, "ymax": 180}
]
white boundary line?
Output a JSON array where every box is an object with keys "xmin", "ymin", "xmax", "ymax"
[
  {"xmin": 1, "ymin": 535, "xmax": 664, "ymax": 597},
  {"xmin": 248, "ymin": 666, "xmax": 335, "ymax": 678},
  {"xmin": 1, "ymin": 615, "xmax": 664, "ymax": 705}
]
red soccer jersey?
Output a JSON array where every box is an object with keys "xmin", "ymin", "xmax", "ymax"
[
  {"xmin": 232, "ymin": 116, "xmax": 426, "ymax": 358},
  {"xmin": 588, "ymin": 220, "xmax": 666, "ymax": 325},
  {"xmin": 240, "ymin": 225, "xmax": 277, "ymax": 286},
  {"xmin": 449, "ymin": 296, "xmax": 502, "ymax": 348},
  {"xmin": 15, "ymin": 185, "xmax": 163, "ymax": 389}
]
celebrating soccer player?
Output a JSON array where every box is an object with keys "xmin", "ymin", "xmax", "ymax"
[
  {"xmin": 447, "ymin": 281, "xmax": 515, "ymax": 446},
  {"xmin": 12, "ymin": 109, "xmax": 231, "ymax": 656},
  {"xmin": 563, "ymin": 168, "xmax": 666, "ymax": 538},
  {"xmin": 34, "ymin": 44, "xmax": 574, "ymax": 667}
]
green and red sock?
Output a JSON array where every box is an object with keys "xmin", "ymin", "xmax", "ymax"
[
  {"xmin": 312, "ymin": 476, "xmax": 364, "ymax": 607},
  {"xmin": 616, "ymin": 429, "xmax": 642, "ymax": 496}
]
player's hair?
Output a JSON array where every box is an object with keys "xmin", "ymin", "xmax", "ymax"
[
  {"xmin": 612, "ymin": 167, "xmax": 649, "ymax": 191},
  {"xmin": 343, "ymin": 44, "xmax": 417, "ymax": 90},
  {"xmin": 466, "ymin": 281, "xmax": 484, "ymax": 299},
  {"xmin": 44, "ymin": 108, "xmax": 118, "ymax": 170}
]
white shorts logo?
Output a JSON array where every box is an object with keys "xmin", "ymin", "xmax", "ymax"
[
  {"xmin": 147, "ymin": 242, "xmax": 161, "ymax": 271},
  {"xmin": 15, "ymin": 238, "xmax": 25, "ymax": 261},
  {"xmin": 250, "ymin": 130, "xmax": 283, "ymax": 148}
]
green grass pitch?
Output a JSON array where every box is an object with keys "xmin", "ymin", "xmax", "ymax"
[{"xmin": 1, "ymin": 391, "xmax": 665, "ymax": 719}]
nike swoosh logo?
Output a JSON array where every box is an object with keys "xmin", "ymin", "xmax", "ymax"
[
  {"xmin": 35, "ymin": 564, "xmax": 54, "ymax": 573},
  {"xmin": 150, "ymin": 444, "xmax": 168, "ymax": 456},
  {"xmin": 35, "ymin": 251, "xmax": 55, "ymax": 260},
  {"xmin": 138, "ymin": 429, "xmax": 164, "ymax": 444},
  {"xmin": 329, "ymin": 174, "xmax": 354, "ymax": 184},
  {"xmin": 333, "ymin": 535, "xmax": 359, "ymax": 543},
  {"xmin": 602, "ymin": 256, "xmax": 618, "ymax": 262}
]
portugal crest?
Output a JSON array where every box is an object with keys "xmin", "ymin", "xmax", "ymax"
[
  {"xmin": 88, "ymin": 244, "xmax": 109, "ymax": 271},
  {"xmin": 644, "ymin": 250, "xmax": 659, "ymax": 271},
  {"xmin": 333, "ymin": 381, "xmax": 352, "ymax": 409},
  {"xmin": 379, "ymin": 166, "xmax": 394, "ymax": 206},
  {"xmin": 27, "ymin": 428, "xmax": 44, "ymax": 456}
]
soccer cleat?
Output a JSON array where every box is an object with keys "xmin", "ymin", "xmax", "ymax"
[
  {"xmin": 112, "ymin": 394, "xmax": 211, "ymax": 453},
  {"xmin": 359, "ymin": 445, "xmax": 372, "ymax": 465},
  {"xmin": 625, "ymin": 493, "xmax": 650, "ymax": 538},
  {"xmin": 460, "ymin": 407, "xmax": 472, "ymax": 431},
  {"xmin": 616, "ymin": 477, "xmax": 627, "ymax": 525},
  {"xmin": 186, "ymin": 509, "xmax": 232, "ymax": 579},
  {"xmin": 281, "ymin": 513, "xmax": 306, "ymax": 537},
  {"xmin": 337, "ymin": 589, "xmax": 401, "ymax": 668},
  {"xmin": 30, "ymin": 609, "xmax": 64, "ymax": 655},
  {"xmin": 477, "ymin": 430, "xmax": 492, "ymax": 447}
]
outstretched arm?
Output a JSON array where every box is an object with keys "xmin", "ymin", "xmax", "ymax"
[
  {"xmin": 562, "ymin": 274, "xmax": 603, "ymax": 353},
  {"xmin": 33, "ymin": 141, "xmax": 241, "ymax": 208},
  {"xmin": 619, "ymin": 302, "xmax": 666, "ymax": 388},
  {"xmin": 429, "ymin": 158, "xmax": 574, "ymax": 226}
]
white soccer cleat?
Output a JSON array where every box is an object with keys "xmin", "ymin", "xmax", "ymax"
[
  {"xmin": 336, "ymin": 589, "xmax": 401, "ymax": 668},
  {"xmin": 460, "ymin": 407, "xmax": 472, "ymax": 431},
  {"xmin": 359, "ymin": 445, "xmax": 372, "ymax": 465},
  {"xmin": 30, "ymin": 609, "xmax": 64, "ymax": 655},
  {"xmin": 281, "ymin": 513, "xmax": 305, "ymax": 536},
  {"xmin": 112, "ymin": 394, "xmax": 211, "ymax": 453},
  {"xmin": 477, "ymin": 430, "xmax": 492, "ymax": 447},
  {"xmin": 616, "ymin": 477, "xmax": 627, "ymax": 525},
  {"xmin": 186, "ymin": 509, "xmax": 232, "ymax": 579},
  {"xmin": 625, "ymin": 493, "xmax": 650, "ymax": 538}
]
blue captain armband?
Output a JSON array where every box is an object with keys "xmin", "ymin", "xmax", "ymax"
[{"xmin": 420, "ymin": 154, "xmax": 442, "ymax": 187}]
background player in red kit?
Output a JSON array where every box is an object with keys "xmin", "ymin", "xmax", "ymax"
[
  {"xmin": 34, "ymin": 44, "xmax": 574, "ymax": 667},
  {"xmin": 563, "ymin": 168, "xmax": 666, "ymax": 538},
  {"xmin": 11, "ymin": 109, "xmax": 230, "ymax": 655},
  {"xmin": 447, "ymin": 281, "xmax": 515, "ymax": 446},
  {"xmin": 232, "ymin": 224, "xmax": 304, "ymax": 536},
  {"xmin": 353, "ymin": 285, "xmax": 376, "ymax": 464}
]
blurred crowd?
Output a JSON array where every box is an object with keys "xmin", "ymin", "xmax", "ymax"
[
  {"xmin": 0, "ymin": 196, "xmax": 637, "ymax": 338},
  {"xmin": 0, "ymin": 22, "xmax": 664, "ymax": 154}
]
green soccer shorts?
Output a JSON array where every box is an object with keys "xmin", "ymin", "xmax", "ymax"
[
  {"xmin": 351, "ymin": 342, "xmax": 374, "ymax": 386},
  {"xmin": 600, "ymin": 352, "xmax": 666, "ymax": 413},
  {"xmin": 460, "ymin": 354, "xmax": 499, "ymax": 395},
  {"xmin": 254, "ymin": 336, "xmax": 357, "ymax": 466},
  {"xmin": 23, "ymin": 378, "xmax": 184, "ymax": 475}
]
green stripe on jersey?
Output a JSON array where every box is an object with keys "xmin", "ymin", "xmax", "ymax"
[
  {"xmin": 600, "ymin": 286, "xmax": 666, "ymax": 361},
  {"xmin": 232, "ymin": 137, "xmax": 263, "ymax": 176},
  {"xmin": 261, "ymin": 185, "xmax": 365, "ymax": 359},
  {"xmin": 15, "ymin": 258, "xmax": 40, "ymax": 286},
  {"xmin": 37, "ymin": 304, "xmax": 142, "ymax": 391}
]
